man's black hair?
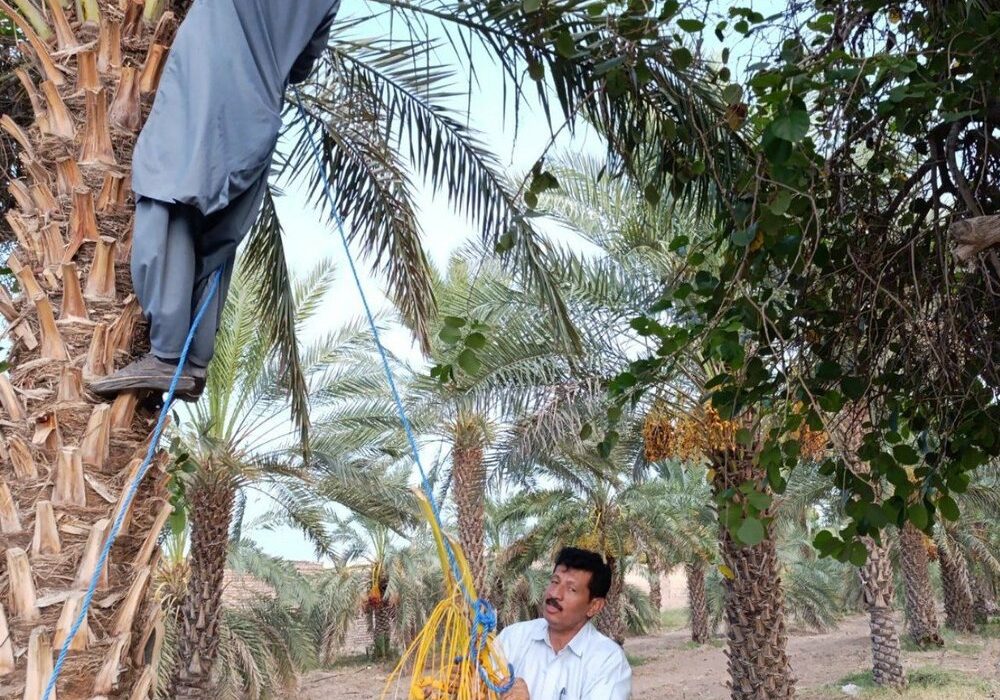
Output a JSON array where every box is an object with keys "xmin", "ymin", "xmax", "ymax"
[{"xmin": 554, "ymin": 547, "xmax": 613, "ymax": 599}]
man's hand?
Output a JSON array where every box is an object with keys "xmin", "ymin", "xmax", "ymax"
[{"xmin": 502, "ymin": 678, "xmax": 530, "ymax": 700}]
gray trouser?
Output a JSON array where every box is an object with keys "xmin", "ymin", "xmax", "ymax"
[{"xmin": 131, "ymin": 175, "xmax": 268, "ymax": 366}]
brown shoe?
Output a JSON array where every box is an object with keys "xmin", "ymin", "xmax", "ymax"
[
  {"xmin": 90, "ymin": 353, "xmax": 196, "ymax": 397},
  {"xmin": 175, "ymin": 364, "xmax": 206, "ymax": 403}
]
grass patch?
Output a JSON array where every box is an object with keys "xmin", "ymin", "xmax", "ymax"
[
  {"xmin": 660, "ymin": 608, "xmax": 687, "ymax": 631},
  {"xmin": 822, "ymin": 667, "xmax": 998, "ymax": 699},
  {"xmin": 626, "ymin": 653, "xmax": 648, "ymax": 667},
  {"xmin": 332, "ymin": 651, "xmax": 401, "ymax": 668},
  {"xmin": 331, "ymin": 653, "xmax": 375, "ymax": 668},
  {"xmin": 901, "ymin": 629, "xmax": 985, "ymax": 654},
  {"xmin": 947, "ymin": 639, "xmax": 984, "ymax": 654},
  {"xmin": 681, "ymin": 639, "xmax": 725, "ymax": 650},
  {"xmin": 976, "ymin": 621, "xmax": 1000, "ymax": 638}
]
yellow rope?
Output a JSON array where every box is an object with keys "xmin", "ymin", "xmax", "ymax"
[{"xmin": 382, "ymin": 491, "xmax": 512, "ymax": 699}]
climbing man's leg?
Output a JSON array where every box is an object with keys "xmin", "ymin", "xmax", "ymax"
[
  {"xmin": 187, "ymin": 173, "xmax": 270, "ymax": 367},
  {"xmin": 132, "ymin": 197, "xmax": 201, "ymax": 362},
  {"xmin": 89, "ymin": 197, "xmax": 199, "ymax": 397}
]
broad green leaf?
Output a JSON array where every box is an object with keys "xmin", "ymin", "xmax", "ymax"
[
  {"xmin": 465, "ymin": 332, "xmax": 487, "ymax": 349},
  {"xmin": 671, "ymin": 47, "xmax": 693, "ymax": 70},
  {"xmin": 731, "ymin": 224, "xmax": 758, "ymax": 246},
  {"xmin": 457, "ymin": 349, "xmax": 481, "ymax": 375},
  {"xmin": 677, "ymin": 18, "xmax": 705, "ymax": 32},
  {"xmin": 893, "ymin": 444, "xmax": 920, "ymax": 465},
  {"xmin": 847, "ymin": 540, "xmax": 868, "ymax": 567},
  {"xmin": 937, "ymin": 495, "xmax": 960, "ymax": 521},
  {"xmin": 736, "ymin": 517, "xmax": 765, "ymax": 546},
  {"xmin": 555, "ymin": 32, "xmax": 577, "ymax": 58},
  {"xmin": 746, "ymin": 490, "xmax": 772, "ymax": 512},
  {"xmin": 907, "ymin": 502, "xmax": 929, "ymax": 530},
  {"xmin": 438, "ymin": 326, "xmax": 462, "ymax": 345},
  {"xmin": 722, "ymin": 83, "xmax": 743, "ymax": 105},
  {"xmin": 771, "ymin": 110, "xmax": 810, "ymax": 142}
]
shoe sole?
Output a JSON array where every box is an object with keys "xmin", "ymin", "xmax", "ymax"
[
  {"xmin": 174, "ymin": 377, "xmax": 205, "ymax": 403},
  {"xmin": 90, "ymin": 373, "xmax": 197, "ymax": 397}
]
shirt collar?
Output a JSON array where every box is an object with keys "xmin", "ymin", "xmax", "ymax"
[{"xmin": 533, "ymin": 619, "xmax": 594, "ymax": 658}]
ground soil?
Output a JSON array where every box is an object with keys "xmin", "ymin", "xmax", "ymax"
[{"xmin": 295, "ymin": 612, "xmax": 1000, "ymax": 699}]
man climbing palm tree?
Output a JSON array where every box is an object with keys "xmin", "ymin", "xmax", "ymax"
[{"xmin": 92, "ymin": 0, "xmax": 340, "ymax": 400}]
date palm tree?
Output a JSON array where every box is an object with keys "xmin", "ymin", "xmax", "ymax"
[{"xmin": 167, "ymin": 253, "xmax": 429, "ymax": 695}]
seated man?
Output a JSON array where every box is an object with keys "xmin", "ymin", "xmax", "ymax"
[{"xmin": 498, "ymin": 547, "xmax": 632, "ymax": 700}]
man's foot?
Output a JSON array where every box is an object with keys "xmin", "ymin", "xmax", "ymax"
[
  {"xmin": 90, "ymin": 353, "xmax": 196, "ymax": 398},
  {"xmin": 175, "ymin": 364, "xmax": 206, "ymax": 403}
]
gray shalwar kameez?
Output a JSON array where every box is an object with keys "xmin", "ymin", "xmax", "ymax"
[{"xmin": 130, "ymin": 0, "xmax": 340, "ymax": 365}]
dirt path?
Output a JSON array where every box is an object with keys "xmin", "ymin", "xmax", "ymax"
[{"xmin": 296, "ymin": 614, "xmax": 1000, "ymax": 699}]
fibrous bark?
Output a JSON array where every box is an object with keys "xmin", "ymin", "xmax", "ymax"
[{"xmin": 0, "ymin": 1, "xmax": 185, "ymax": 696}]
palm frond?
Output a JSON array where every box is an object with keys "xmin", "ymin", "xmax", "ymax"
[{"xmin": 240, "ymin": 189, "xmax": 311, "ymax": 447}]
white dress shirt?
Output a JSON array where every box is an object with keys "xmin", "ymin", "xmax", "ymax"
[{"xmin": 496, "ymin": 618, "xmax": 632, "ymax": 700}]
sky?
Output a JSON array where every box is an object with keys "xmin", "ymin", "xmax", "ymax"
[{"xmin": 240, "ymin": 2, "xmax": 605, "ymax": 562}]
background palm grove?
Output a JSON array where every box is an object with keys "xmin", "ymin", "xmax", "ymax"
[{"xmin": 1, "ymin": 0, "xmax": 999, "ymax": 699}]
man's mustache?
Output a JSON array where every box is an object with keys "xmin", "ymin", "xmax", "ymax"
[{"xmin": 545, "ymin": 598, "xmax": 563, "ymax": 611}]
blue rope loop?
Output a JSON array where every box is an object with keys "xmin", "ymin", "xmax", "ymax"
[
  {"xmin": 470, "ymin": 598, "xmax": 515, "ymax": 693},
  {"xmin": 43, "ymin": 269, "xmax": 224, "ymax": 700},
  {"xmin": 293, "ymin": 88, "xmax": 515, "ymax": 694}
]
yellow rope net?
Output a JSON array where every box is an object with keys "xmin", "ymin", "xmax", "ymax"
[{"xmin": 383, "ymin": 491, "xmax": 513, "ymax": 699}]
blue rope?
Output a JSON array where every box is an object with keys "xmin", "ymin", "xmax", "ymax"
[
  {"xmin": 293, "ymin": 89, "xmax": 514, "ymax": 694},
  {"xmin": 43, "ymin": 269, "xmax": 223, "ymax": 700}
]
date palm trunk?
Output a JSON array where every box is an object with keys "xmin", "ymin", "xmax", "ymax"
[
  {"xmin": 898, "ymin": 523, "xmax": 944, "ymax": 647},
  {"xmin": 174, "ymin": 473, "xmax": 236, "ymax": 698},
  {"xmin": 594, "ymin": 554, "xmax": 627, "ymax": 646},
  {"xmin": 937, "ymin": 530, "xmax": 976, "ymax": 633},
  {"xmin": 0, "ymin": 1, "xmax": 182, "ymax": 696},
  {"xmin": 452, "ymin": 414, "xmax": 487, "ymax": 596},
  {"xmin": 709, "ymin": 446, "xmax": 795, "ymax": 700},
  {"xmin": 647, "ymin": 565, "xmax": 662, "ymax": 614},
  {"xmin": 686, "ymin": 560, "xmax": 711, "ymax": 644},
  {"xmin": 858, "ymin": 536, "xmax": 907, "ymax": 688}
]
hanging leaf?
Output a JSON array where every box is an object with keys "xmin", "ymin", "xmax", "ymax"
[
  {"xmin": 457, "ymin": 349, "xmax": 482, "ymax": 375},
  {"xmin": 671, "ymin": 47, "xmax": 693, "ymax": 70},
  {"xmin": 771, "ymin": 110, "xmax": 810, "ymax": 142},
  {"xmin": 937, "ymin": 495, "xmax": 960, "ymax": 521},
  {"xmin": 465, "ymin": 332, "xmax": 487, "ymax": 349},
  {"xmin": 736, "ymin": 517, "xmax": 765, "ymax": 546},
  {"xmin": 847, "ymin": 540, "xmax": 868, "ymax": 567}
]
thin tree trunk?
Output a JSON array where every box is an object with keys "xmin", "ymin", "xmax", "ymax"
[
  {"xmin": 174, "ymin": 477, "xmax": 237, "ymax": 698},
  {"xmin": 859, "ymin": 536, "xmax": 907, "ymax": 688},
  {"xmin": 648, "ymin": 566, "xmax": 662, "ymax": 614},
  {"xmin": 937, "ymin": 532, "xmax": 976, "ymax": 633},
  {"xmin": 0, "ymin": 1, "xmax": 181, "ymax": 696},
  {"xmin": 372, "ymin": 603, "xmax": 393, "ymax": 659},
  {"xmin": 686, "ymin": 560, "xmax": 710, "ymax": 644},
  {"xmin": 368, "ymin": 570, "xmax": 392, "ymax": 659},
  {"xmin": 452, "ymin": 418, "xmax": 487, "ymax": 595},
  {"xmin": 711, "ymin": 448, "xmax": 795, "ymax": 700},
  {"xmin": 972, "ymin": 571, "xmax": 996, "ymax": 624},
  {"xmin": 898, "ymin": 523, "xmax": 944, "ymax": 647}
]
